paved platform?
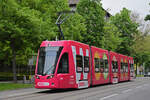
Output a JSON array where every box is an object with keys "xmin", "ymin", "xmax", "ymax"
[{"xmin": 0, "ymin": 88, "xmax": 49, "ymax": 99}]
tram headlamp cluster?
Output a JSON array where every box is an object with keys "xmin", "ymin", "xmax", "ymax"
[
  {"xmin": 47, "ymin": 75, "xmax": 54, "ymax": 79},
  {"xmin": 36, "ymin": 75, "xmax": 40, "ymax": 79},
  {"xmin": 51, "ymin": 83, "xmax": 54, "ymax": 86}
]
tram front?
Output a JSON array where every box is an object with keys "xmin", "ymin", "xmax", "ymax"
[{"xmin": 35, "ymin": 41, "xmax": 69, "ymax": 89}]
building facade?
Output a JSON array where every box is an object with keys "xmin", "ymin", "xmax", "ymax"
[{"xmin": 68, "ymin": 0, "xmax": 111, "ymax": 19}]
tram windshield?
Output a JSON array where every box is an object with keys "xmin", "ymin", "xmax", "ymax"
[{"xmin": 37, "ymin": 46, "xmax": 63, "ymax": 75}]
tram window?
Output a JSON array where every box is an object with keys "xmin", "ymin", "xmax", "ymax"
[
  {"xmin": 84, "ymin": 56, "xmax": 89, "ymax": 73},
  {"xmin": 132, "ymin": 64, "xmax": 134, "ymax": 72},
  {"xmin": 94, "ymin": 58, "xmax": 100, "ymax": 73},
  {"xmin": 130, "ymin": 64, "xmax": 132, "ymax": 71},
  {"xmin": 100, "ymin": 59, "xmax": 104, "ymax": 73},
  {"xmin": 112, "ymin": 61, "xmax": 118, "ymax": 72},
  {"xmin": 121, "ymin": 63, "xmax": 124, "ymax": 73},
  {"xmin": 125, "ymin": 63, "xmax": 128, "ymax": 72},
  {"xmin": 112, "ymin": 61, "xmax": 115, "ymax": 72},
  {"xmin": 76, "ymin": 55, "xmax": 83, "ymax": 72},
  {"xmin": 115, "ymin": 62, "xmax": 118, "ymax": 72},
  {"xmin": 57, "ymin": 53, "xmax": 69, "ymax": 73},
  {"xmin": 123, "ymin": 63, "xmax": 126, "ymax": 72},
  {"xmin": 130, "ymin": 64, "xmax": 134, "ymax": 72},
  {"xmin": 104, "ymin": 60, "xmax": 109, "ymax": 72}
]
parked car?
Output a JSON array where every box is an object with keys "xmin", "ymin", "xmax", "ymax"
[{"xmin": 144, "ymin": 72, "xmax": 150, "ymax": 77}]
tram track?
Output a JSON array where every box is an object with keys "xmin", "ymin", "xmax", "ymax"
[{"xmin": 2, "ymin": 78, "xmax": 150, "ymax": 100}]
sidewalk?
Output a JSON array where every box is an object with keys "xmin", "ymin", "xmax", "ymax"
[{"xmin": 0, "ymin": 88, "xmax": 48, "ymax": 99}]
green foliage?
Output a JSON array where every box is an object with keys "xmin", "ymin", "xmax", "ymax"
[
  {"xmin": 132, "ymin": 34, "xmax": 150, "ymax": 66},
  {"xmin": 62, "ymin": 13, "xmax": 87, "ymax": 41},
  {"xmin": 145, "ymin": 15, "xmax": 150, "ymax": 21},
  {"xmin": 77, "ymin": 0, "xmax": 105, "ymax": 47},
  {"xmin": 110, "ymin": 8, "xmax": 139, "ymax": 55},
  {"xmin": 136, "ymin": 74, "xmax": 144, "ymax": 77},
  {"xmin": 145, "ymin": 3, "xmax": 150, "ymax": 21},
  {"xmin": 0, "ymin": 0, "xmax": 87, "ymax": 81},
  {"xmin": 145, "ymin": 61, "xmax": 150, "ymax": 72},
  {"xmin": 0, "ymin": 83, "xmax": 33, "ymax": 91},
  {"xmin": 0, "ymin": 0, "xmax": 148, "ymax": 79},
  {"xmin": 102, "ymin": 22, "xmax": 122, "ymax": 51}
]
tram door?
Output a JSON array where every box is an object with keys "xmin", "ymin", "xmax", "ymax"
[
  {"xmin": 72, "ymin": 46, "xmax": 89, "ymax": 89},
  {"xmin": 57, "ymin": 53, "xmax": 70, "ymax": 88}
]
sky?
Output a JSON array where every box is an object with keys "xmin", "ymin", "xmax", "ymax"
[{"xmin": 101, "ymin": 0, "xmax": 150, "ymax": 18}]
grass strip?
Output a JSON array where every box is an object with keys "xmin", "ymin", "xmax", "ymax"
[
  {"xmin": 136, "ymin": 74, "xmax": 144, "ymax": 77},
  {"xmin": 0, "ymin": 83, "xmax": 33, "ymax": 91}
]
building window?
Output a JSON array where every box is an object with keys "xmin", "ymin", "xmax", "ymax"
[
  {"xmin": 84, "ymin": 56, "xmax": 90, "ymax": 73},
  {"xmin": 76, "ymin": 55, "xmax": 83, "ymax": 72},
  {"xmin": 57, "ymin": 53, "xmax": 69, "ymax": 73}
]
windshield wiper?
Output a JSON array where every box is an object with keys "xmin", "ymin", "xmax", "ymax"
[{"xmin": 43, "ymin": 65, "xmax": 54, "ymax": 75}]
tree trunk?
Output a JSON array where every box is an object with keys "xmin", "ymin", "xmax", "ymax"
[{"xmin": 12, "ymin": 46, "xmax": 17, "ymax": 83}]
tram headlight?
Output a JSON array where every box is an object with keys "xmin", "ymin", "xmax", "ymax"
[
  {"xmin": 35, "ymin": 75, "xmax": 40, "ymax": 79},
  {"xmin": 47, "ymin": 75, "xmax": 54, "ymax": 79},
  {"xmin": 51, "ymin": 83, "xmax": 54, "ymax": 86}
]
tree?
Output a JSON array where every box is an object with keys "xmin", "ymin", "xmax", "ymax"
[
  {"xmin": 0, "ymin": 0, "xmax": 87, "ymax": 82},
  {"xmin": 130, "ymin": 11, "xmax": 150, "ymax": 73},
  {"xmin": 77, "ymin": 0, "xmax": 105, "ymax": 47},
  {"xmin": 20, "ymin": 0, "xmax": 87, "ymax": 41},
  {"xmin": 132, "ymin": 34, "xmax": 150, "ymax": 65},
  {"xmin": 131, "ymin": 11, "xmax": 150, "ymax": 36},
  {"xmin": 145, "ymin": 3, "xmax": 150, "ymax": 21},
  {"xmin": 0, "ymin": 0, "xmax": 48, "ymax": 82},
  {"xmin": 62, "ymin": 13, "xmax": 87, "ymax": 41},
  {"xmin": 102, "ymin": 22, "xmax": 122, "ymax": 51},
  {"xmin": 145, "ymin": 15, "xmax": 150, "ymax": 21},
  {"xmin": 110, "ymin": 8, "xmax": 139, "ymax": 55}
]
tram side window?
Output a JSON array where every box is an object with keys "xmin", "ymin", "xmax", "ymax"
[
  {"xmin": 115, "ymin": 61, "xmax": 118, "ymax": 72},
  {"xmin": 112, "ymin": 61, "xmax": 118, "ymax": 72},
  {"xmin": 94, "ymin": 58, "xmax": 99, "ymax": 73},
  {"xmin": 57, "ymin": 53, "xmax": 69, "ymax": 73},
  {"xmin": 76, "ymin": 55, "xmax": 83, "ymax": 72},
  {"xmin": 130, "ymin": 64, "xmax": 134, "ymax": 72},
  {"xmin": 84, "ymin": 56, "xmax": 90, "ymax": 73},
  {"xmin": 132, "ymin": 64, "xmax": 134, "ymax": 72},
  {"xmin": 125, "ymin": 63, "xmax": 128, "ymax": 72},
  {"xmin": 130, "ymin": 64, "xmax": 132, "ymax": 71},
  {"xmin": 112, "ymin": 61, "xmax": 115, "ymax": 72},
  {"xmin": 100, "ymin": 59, "xmax": 104, "ymax": 73},
  {"xmin": 104, "ymin": 60, "xmax": 109, "ymax": 72},
  {"xmin": 123, "ymin": 63, "xmax": 126, "ymax": 72},
  {"xmin": 121, "ymin": 62, "xmax": 124, "ymax": 73}
]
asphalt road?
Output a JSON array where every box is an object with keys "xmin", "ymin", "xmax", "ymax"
[{"xmin": 1, "ymin": 77, "xmax": 150, "ymax": 100}]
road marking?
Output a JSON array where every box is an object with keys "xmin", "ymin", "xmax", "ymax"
[
  {"xmin": 122, "ymin": 89, "xmax": 132, "ymax": 93},
  {"xmin": 143, "ymin": 84, "xmax": 149, "ymax": 86},
  {"xmin": 136, "ymin": 86, "xmax": 143, "ymax": 89},
  {"xmin": 100, "ymin": 94, "xmax": 118, "ymax": 100}
]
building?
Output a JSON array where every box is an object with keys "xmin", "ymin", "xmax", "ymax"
[
  {"xmin": 69, "ymin": 0, "xmax": 79, "ymax": 10},
  {"xmin": 68, "ymin": 0, "xmax": 111, "ymax": 19}
]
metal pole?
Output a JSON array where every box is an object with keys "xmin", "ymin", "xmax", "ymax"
[{"xmin": 57, "ymin": 24, "xmax": 64, "ymax": 40}]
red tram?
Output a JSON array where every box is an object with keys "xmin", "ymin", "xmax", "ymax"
[{"xmin": 35, "ymin": 40, "xmax": 135, "ymax": 89}]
